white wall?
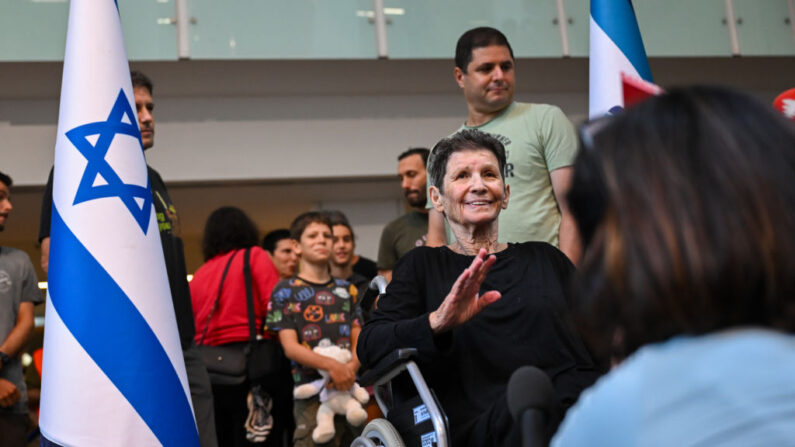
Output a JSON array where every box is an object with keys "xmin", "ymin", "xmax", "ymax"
[
  {"xmin": 1, "ymin": 56, "xmax": 793, "ymax": 277},
  {"xmin": 148, "ymin": 94, "xmax": 464, "ymax": 182},
  {"xmin": 4, "ymin": 57, "xmax": 792, "ymax": 186}
]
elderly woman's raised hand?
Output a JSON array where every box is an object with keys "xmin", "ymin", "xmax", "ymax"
[{"xmin": 429, "ymin": 248, "xmax": 502, "ymax": 333}]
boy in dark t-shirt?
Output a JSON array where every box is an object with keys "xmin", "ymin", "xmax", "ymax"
[
  {"xmin": 266, "ymin": 212, "xmax": 364, "ymax": 447},
  {"xmin": 268, "ymin": 277, "xmax": 361, "ymax": 386}
]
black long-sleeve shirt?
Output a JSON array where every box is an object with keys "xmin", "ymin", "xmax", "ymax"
[{"xmin": 358, "ymin": 243, "xmax": 600, "ymax": 445}]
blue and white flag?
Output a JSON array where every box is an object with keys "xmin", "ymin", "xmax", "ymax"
[
  {"xmin": 589, "ymin": 0, "xmax": 653, "ymax": 117},
  {"xmin": 39, "ymin": 1, "xmax": 199, "ymax": 446}
]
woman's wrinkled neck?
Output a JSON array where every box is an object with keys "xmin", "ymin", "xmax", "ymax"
[{"xmin": 449, "ymin": 221, "xmax": 505, "ymax": 255}]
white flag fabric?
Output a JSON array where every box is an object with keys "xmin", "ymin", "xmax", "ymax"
[
  {"xmin": 589, "ymin": 0, "xmax": 653, "ymax": 118},
  {"xmin": 39, "ymin": 1, "xmax": 199, "ymax": 445}
]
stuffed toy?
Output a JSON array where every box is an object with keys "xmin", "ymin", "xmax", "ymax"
[{"xmin": 293, "ymin": 338, "xmax": 370, "ymax": 444}]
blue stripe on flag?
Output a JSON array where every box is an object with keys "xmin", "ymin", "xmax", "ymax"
[
  {"xmin": 591, "ymin": 0, "xmax": 653, "ymax": 81},
  {"xmin": 40, "ymin": 434, "xmax": 63, "ymax": 447},
  {"xmin": 49, "ymin": 205, "xmax": 199, "ymax": 447}
]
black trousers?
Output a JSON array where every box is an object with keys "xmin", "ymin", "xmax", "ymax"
[
  {"xmin": 212, "ymin": 363, "xmax": 294, "ymax": 447},
  {"xmin": 0, "ymin": 413, "xmax": 29, "ymax": 447}
]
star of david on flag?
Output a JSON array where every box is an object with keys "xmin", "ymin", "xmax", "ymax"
[
  {"xmin": 67, "ymin": 89, "xmax": 153, "ymax": 233},
  {"xmin": 38, "ymin": 0, "xmax": 199, "ymax": 446}
]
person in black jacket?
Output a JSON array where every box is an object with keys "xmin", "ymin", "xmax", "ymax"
[{"xmin": 357, "ymin": 129, "xmax": 599, "ymax": 446}]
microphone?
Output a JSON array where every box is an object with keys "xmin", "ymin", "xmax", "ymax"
[{"xmin": 507, "ymin": 366, "xmax": 558, "ymax": 447}]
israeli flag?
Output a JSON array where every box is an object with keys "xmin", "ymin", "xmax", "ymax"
[
  {"xmin": 38, "ymin": 1, "xmax": 199, "ymax": 446},
  {"xmin": 589, "ymin": 0, "xmax": 653, "ymax": 117}
]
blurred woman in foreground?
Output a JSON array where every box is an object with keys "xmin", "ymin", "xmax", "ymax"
[{"xmin": 553, "ymin": 86, "xmax": 795, "ymax": 445}]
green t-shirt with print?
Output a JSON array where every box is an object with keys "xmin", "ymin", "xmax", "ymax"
[{"xmin": 429, "ymin": 102, "xmax": 577, "ymax": 246}]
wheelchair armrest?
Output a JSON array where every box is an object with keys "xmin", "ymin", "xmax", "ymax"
[{"xmin": 358, "ymin": 348, "xmax": 418, "ymax": 387}]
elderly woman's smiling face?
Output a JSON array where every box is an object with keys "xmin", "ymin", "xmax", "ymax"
[{"xmin": 435, "ymin": 148, "xmax": 509, "ymax": 228}]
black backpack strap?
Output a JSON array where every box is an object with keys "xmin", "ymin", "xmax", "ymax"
[
  {"xmin": 243, "ymin": 247, "xmax": 257, "ymax": 345},
  {"xmin": 198, "ymin": 249, "xmax": 239, "ymax": 346}
]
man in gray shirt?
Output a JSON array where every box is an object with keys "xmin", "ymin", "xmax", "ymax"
[{"xmin": 0, "ymin": 171, "xmax": 42, "ymax": 446}]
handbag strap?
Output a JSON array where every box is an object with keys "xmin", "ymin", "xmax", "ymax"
[
  {"xmin": 243, "ymin": 247, "xmax": 258, "ymax": 346},
  {"xmin": 198, "ymin": 249, "xmax": 239, "ymax": 346}
]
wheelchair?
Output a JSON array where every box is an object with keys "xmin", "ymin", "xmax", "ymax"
[
  {"xmin": 350, "ymin": 347, "xmax": 450, "ymax": 447},
  {"xmin": 350, "ymin": 348, "xmax": 558, "ymax": 447},
  {"xmin": 350, "ymin": 278, "xmax": 558, "ymax": 447},
  {"xmin": 350, "ymin": 277, "xmax": 450, "ymax": 447}
]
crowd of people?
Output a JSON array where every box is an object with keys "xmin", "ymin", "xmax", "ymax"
[{"xmin": 0, "ymin": 23, "xmax": 793, "ymax": 447}]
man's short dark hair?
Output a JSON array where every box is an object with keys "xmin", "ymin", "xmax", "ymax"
[
  {"xmin": 323, "ymin": 210, "xmax": 350, "ymax": 227},
  {"xmin": 262, "ymin": 229, "xmax": 291, "ymax": 254},
  {"xmin": 0, "ymin": 171, "xmax": 12, "ymax": 189},
  {"xmin": 130, "ymin": 70, "xmax": 153, "ymax": 95},
  {"xmin": 398, "ymin": 147, "xmax": 430, "ymax": 167},
  {"xmin": 324, "ymin": 210, "xmax": 355, "ymax": 240},
  {"xmin": 290, "ymin": 211, "xmax": 332, "ymax": 241},
  {"xmin": 455, "ymin": 27, "xmax": 514, "ymax": 72},
  {"xmin": 427, "ymin": 129, "xmax": 507, "ymax": 194}
]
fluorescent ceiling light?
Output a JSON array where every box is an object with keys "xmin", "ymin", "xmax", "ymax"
[{"xmin": 356, "ymin": 8, "xmax": 405, "ymax": 18}]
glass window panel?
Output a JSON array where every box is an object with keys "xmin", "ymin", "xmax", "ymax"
[
  {"xmin": 188, "ymin": 0, "xmax": 378, "ymax": 59},
  {"xmin": 733, "ymin": 0, "xmax": 795, "ymax": 55},
  {"xmin": 385, "ymin": 0, "xmax": 566, "ymax": 59}
]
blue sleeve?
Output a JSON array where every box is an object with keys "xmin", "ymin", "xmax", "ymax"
[{"xmin": 552, "ymin": 363, "xmax": 639, "ymax": 447}]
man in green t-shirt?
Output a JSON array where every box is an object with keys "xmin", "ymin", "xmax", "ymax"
[
  {"xmin": 376, "ymin": 147, "xmax": 430, "ymax": 282},
  {"xmin": 426, "ymin": 27, "xmax": 581, "ymax": 264}
]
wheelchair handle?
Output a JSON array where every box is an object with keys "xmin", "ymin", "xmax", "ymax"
[{"xmin": 370, "ymin": 275, "xmax": 388, "ymax": 295}]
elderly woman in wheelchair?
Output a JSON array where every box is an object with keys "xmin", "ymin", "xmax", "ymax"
[{"xmin": 356, "ymin": 129, "xmax": 600, "ymax": 446}]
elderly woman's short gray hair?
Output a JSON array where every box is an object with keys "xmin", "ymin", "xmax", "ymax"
[{"xmin": 427, "ymin": 129, "xmax": 507, "ymax": 194}]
